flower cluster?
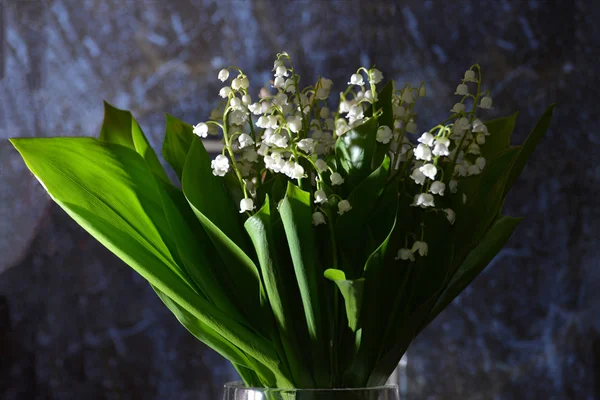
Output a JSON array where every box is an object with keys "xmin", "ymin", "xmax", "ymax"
[{"xmin": 194, "ymin": 54, "xmax": 494, "ymax": 264}]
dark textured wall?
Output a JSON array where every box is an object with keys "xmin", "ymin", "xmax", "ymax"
[{"xmin": 0, "ymin": 0, "xmax": 598, "ymax": 399}]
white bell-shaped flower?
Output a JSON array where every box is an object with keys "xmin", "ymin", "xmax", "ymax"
[
  {"xmin": 370, "ymin": 68, "xmax": 383, "ymax": 84},
  {"xmin": 315, "ymin": 159, "xmax": 328, "ymax": 173},
  {"xmin": 432, "ymin": 137, "xmax": 450, "ymax": 156},
  {"xmin": 238, "ymin": 133, "xmax": 255, "ymax": 149},
  {"xmin": 314, "ymin": 190, "xmax": 328, "ymax": 204},
  {"xmin": 297, "ymin": 138, "xmax": 314, "ymax": 153},
  {"xmin": 451, "ymin": 103, "xmax": 465, "ymax": 113},
  {"xmin": 414, "ymin": 143, "xmax": 432, "ymax": 161},
  {"xmin": 288, "ymin": 115, "xmax": 303, "ymax": 133},
  {"xmin": 416, "ymin": 193, "xmax": 435, "ymax": 208},
  {"xmin": 444, "ymin": 208, "xmax": 456, "ymax": 225},
  {"xmin": 330, "ymin": 172, "xmax": 345, "ymax": 186},
  {"xmin": 395, "ymin": 248, "xmax": 415, "ymax": 262},
  {"xmin": 193, "ymin": 122, "xmax": 209, "ymax": 138},
  {"xmin": 211, "ymin": 154, "xmax": 230, "ymax": 177},
  {"xmin": 275, "ymin": 65, "xmax": 288, "ymax": 77},
  {"xmin": 401, "ymin": 90, "xmax": 414, "ymax": 104},
  {"xmin": 417, "ymin": 132, "xmax": 435, "ymax": 146},
  {"xmin": 393, "ymin": 105, "xmax": 406, "ymax": 118},
  {"xmin": 230, "ymin": 110, "xmax": 247, "ymax": 126},
  {"xmin": 454, "ymin": 164, "xmax": 467, "ymax": 177},
  {"xmin": 337, "ymin": 200, "xmax": 352, "ymax": 215},
  {"xmin": 454, "ymin": 83, "xmax": 469, "ymax": 96},
  {"xmin": 257, "ymin": 143, "xmax": 269, "ymax": 156},
  {"xmin": 467, "ymin": 164, "xmax": 482, "ymax": 176},
  {"xmin": 243, "ymin": 149, "xmax": 259, "ymax": 163},
  {"xmin": 430, "ymin": 181, "xmax": 446, "ymax": 196},
  {"xmin": 218, "ymin": 69, "xmax": 229, "ymax": 82},
  {"xmin": 348, "ymin": 73, "xmax": 364, "ymax": 86},
  {"xmin": 312, "ymin": 211, "xmax": 327, "ymax": 226},
  {"xmin": 320, "ymin": 107, "xmax": 330, "ymax": 119},
  {"xmin": 273, "ymin": 76, "xmax": 285, "ymax": 89},
  {"xmin": 475, "ymin": 157, "xmax": 486, "ymax": 170},
  {"xmin": 419, "ymin": 163, "xmax": 437, "ymax": 180},
  {"xmin": 406, "ymin": 121, "xmax": 417, "ymax": 134},
  {"xmin": 219, "ymin": 87, "xmax": 232, "ymax": 98},
  {"xmin": 449, "ymin": 179, "xmax": 458, "ymax": 193},
  {"xmin": 376, "ymin": 126, "xmax": 393, "ymax": 144},
  {"xmin": 479, "ymin": 96, "xmax": 493, "ymax": 109},
  {"xmin": 239, "ymin": 198, "xmax": 255, "ymax": 213},
  {"xmin": 410, "ymin": 168, "xmax": 427, "ymax": 185},
  {"xmin": 467, "ymin": 142, "xmax": 481, "ymax": 155},
  {"xmin": 411, "ymin": 241, "xmax": 428, "ymax": 256},
  {"xmin": 248, "ymin": 102, "xmax": 262, "ymax": 115},
  {"xmin": 463, "ymin": 69, "xmax": 476, "ymax": 82}
]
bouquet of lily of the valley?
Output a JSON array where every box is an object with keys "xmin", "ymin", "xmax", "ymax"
[{"xmin": 10, "ymin": 52, "xmax": 554, "ymax": 389}]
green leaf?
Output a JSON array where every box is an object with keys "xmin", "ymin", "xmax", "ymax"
[
  {"xmin": 324, "ymin": 269, "xmax": 365, "ymax": 332},
  {"xmin": 244, "ymin": 196, "xmax": 314, "ymax": 388},
  {"xmin": 424, "ymin": 216, "xmax": 522, "ymax": 329},
  {"xmin": 162, "ymin": 114, "xmax": 194, "ymax": 181},
  {"xmin": 482, "ymin": 111, "xmax": 518, "ymax": 160},
  {"xmin": 99, "ymin": 101, "xmax": 169, "ymax": 183},
  {"xmin": 279, "ymin": 182, "xmax": 328, "ymax": 387},
  {"xmin": 9, "ymin": 137, "xmax": 280, "ymax": 370},
  {"xmin": 157, "ymin": 180, "xmax": 245, "ymax": 322},
  {"xmin": 335, "ymin": 156, "xmax": 391, "ymax": 276},
  {"xmin": 342, "ymin": 194, "xmax": 399, "ymax": 387},
  {"xmin": 182, "ymin": 137, "xmax": 266, "ymax": 329},
  {"xmin": 153, "ymin": 286, "xmax": 252, "ymax": 367},
  {"xmin": 504, "ymin": 104, "xmax": 555, "ymax": 197},
  {"xmin": 335, "ymin": 117, "xmax": 379, "ymax": 188}
]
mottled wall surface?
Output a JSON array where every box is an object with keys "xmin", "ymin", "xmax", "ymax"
[{"xmin": 0, "ymin": 0, "xmax": 598, "ymax": 399}]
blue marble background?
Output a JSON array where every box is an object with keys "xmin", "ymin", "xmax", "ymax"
[{"xmin": 0, "ymin": 0, "xmax": 598, "ymax": 398}]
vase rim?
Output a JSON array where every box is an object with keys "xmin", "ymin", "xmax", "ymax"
[{"xmin": 223, "ymin": 381, "xmax": 399, "ymax": 392}]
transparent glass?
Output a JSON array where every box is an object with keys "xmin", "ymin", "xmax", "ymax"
[{"xmin": 222, "ymin": 382, "xmax": 399, "ymax": 400}]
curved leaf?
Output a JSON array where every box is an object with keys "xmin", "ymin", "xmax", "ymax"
[
  {"xmin": 335, "ymin": 155, "xmax": 391, "ymax": 276},
  {"xmin": 99, "ymin": 101, "xmax": 169, "ymax": 183},
  {"xmin": 9, "ymin": 137, "xmax": 280, "ymax": 370},
  {"xmin": 482, "ymin": 111, "xmax": 519, "ymax": 160},
  {"xmin": 324, "ymin": 269, "xmax": 365, "ymax": 332},
  {"xmin": 244, "ymin": 196, "xmax": 314, "ymax": 388},
  {"xmin": 279, "ymin": 182, "xmax": 328, "ymax": 387},
  {"xmin": 182, "ymin": 136, "xmax": 267, "ymax": 328},
  {"xmin": 423, "ymin": 215, "xmax": 522, "ymax": 329},
  {"xmin": 335, "ymin": 117, "xmax": 379, "ymax": 188},
  {"xmin": 504, "ymin": 104, "xmax": 555, "ymax": 197},
  {"xmin": 162, "ymin": 114, "xmax": 194, "ymax": 181}
]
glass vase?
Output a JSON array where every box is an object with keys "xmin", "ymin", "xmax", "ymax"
[{"xmin": 222, "ymin": 382, "xmax": 399, "ymax": 400}]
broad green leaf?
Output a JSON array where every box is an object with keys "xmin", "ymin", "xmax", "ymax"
[
  {"xmin": 9, "ymin": 137, "xmax": 280, "ymax": 370},
  {"xmin": 157, "ymin": 181, "xmax": 245, "ymax": 322},
  {"xmin": 99, "ymin": 101, "xmax": 169, "ymax": 183},
  {"xmin": 153, "ymin": 286, "xmax": 252, "ymax": 368},
  {"xmin": 279, "ymin": 182, "xmax": 328, "ymax": 387},
  {"xmin": 504, "ymin": 104, "xmax": 555, "ymax": 197},
  {"xmin": 335, "ymin": 156, "xmax": 391, "ymax": 277},
  {"xmin": 182, "ymin": 136, "xmax": 267, "ymax": 329},
  {"xmin": 423, "ymin": 215, "xmax": 522, "ymax": 330},
  {"xmin": 335, "ymin": 117, "xmax": 379, "ymax": 188},
  {"xmin": 482, "ymin": 111, "xmax": 518, "ymax": 160},
  {"xmin": 324, "ymin": 269, "xmax": 365, "ymax": 332},
  {"xmin": 342, "ymin": 195, "xmax": 399, "ymax": 387},
  {"xmin": 162, "ymin": 114, "xmax": 194, "ymax": 181},
  {"xmin": 244, "ymin": 196, "xmax": 314, "ymax": 388}
]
